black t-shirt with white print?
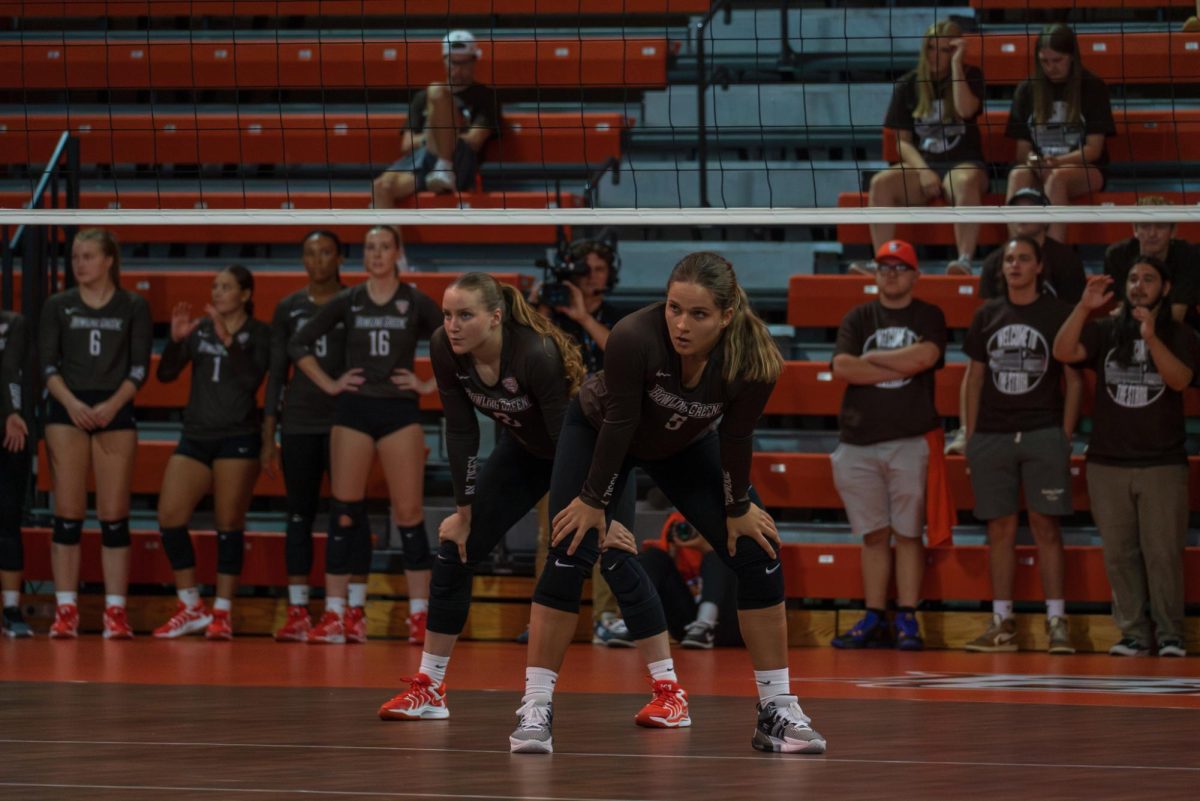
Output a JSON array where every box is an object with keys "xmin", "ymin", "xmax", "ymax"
[
  {"xmin": 1006, "ymin": 69, "xmax": 1115, "ymax": 166},
  {"xmin": 884, "ymin": 65, "xmax": 986, "ymax": 165},
  {"xmin": 834, "ymin": 299, "xmax": 947, "ymax": 446},
  {"xmin": 289, "ymin": 282, "xmax": 441, "ymax": 402},
  {"xmin": 979, "ymin": 237, "xmax": 1086, "ymax": 305},
  {"xmin": 1079, "ymin": 316, "xmax": 1200, "ymax": 466},
  {"xmin": 431, "ymin": 322, "xmax": 571, "ymax": 506},
  {"xmin": 576, "ymin": 303, "xmax": 775, "ymax": 517},
  {"xmin": 964, "ymin": 294, "xmax": 1072, "ymax": 433}
]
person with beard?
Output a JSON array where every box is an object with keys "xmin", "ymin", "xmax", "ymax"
[
  {"xmin": 1103, "ymin": 196, "xmax": 1199, "ymax": 325},
  {"xmin": 372, "ymin": 30, "xmax": 500, "ymax": 206},
  {"xmin": 961, "ymin": 236, "xmax": 1082, "ymax": 654},
  {"xmin": 1053, "ymin": 258, "xmax": 1199, "ymax": 658},
  {"xmin": 830, "ymin": 241, "xmax": 947, "ymax": 651}
]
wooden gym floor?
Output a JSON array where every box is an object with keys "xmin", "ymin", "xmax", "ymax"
[{"xmin": 0, "ymin": 639, "xmax": 1197, "ymax": 801}]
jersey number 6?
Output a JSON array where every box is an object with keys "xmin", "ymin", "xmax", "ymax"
[{"xmin": 89, "ymin": 329, "xmax": 102, "ymax": 356}]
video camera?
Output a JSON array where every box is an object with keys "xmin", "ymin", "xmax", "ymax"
[{"xmin": 534, "ymin": 235, "xmax": 620, "ymax": 309}]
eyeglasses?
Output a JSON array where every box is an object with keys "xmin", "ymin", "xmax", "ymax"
[{"xmin": 877, "ymin": 262, "xmax": 914, "ymax": 274}]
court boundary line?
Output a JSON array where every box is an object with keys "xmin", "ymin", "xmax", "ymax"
[
  {"xmin": 0, "ymin": 738, "xmax": 1196, "ymax": 773},
  {"xmin": 0, "ymin": 782, "xmax": 654, "ymax": 801}
]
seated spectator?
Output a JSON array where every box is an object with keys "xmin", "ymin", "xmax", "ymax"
[
  {"xmin": 627, "ymin": 513, "xmax": 741, "ymax": 649},
  {"xmin": 1053, "ymin": 261, "xmax": 1198, "ymax": 658},
  {"xmin": 372, "ymin": 30, "xmax": 500, "ymax": 208},
  {"xmin": 979, "ymin": 189, "xmax": 1086, "ymax": 303},
  {"xmin": 961, "ymin": 235, "xmax": 1082, "ymax": 654},
  {"xmin": 1103, "ymin": 196, "xmax": 1199, "ymax": 325},
  {"xmin": 857, "ymin": 20, "xmax": 987, "ymax": 275},
  {"xmin": 830, "ymin": 241, "xmax": 947, "ymax": 651},
  {"xmin": 1005, "ymin": 24, "xmax": 1115, "ymax": 244}
]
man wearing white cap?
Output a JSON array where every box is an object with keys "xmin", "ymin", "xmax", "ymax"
[{"xmin": 373, "ymin": 30, "xmax": 500, "ymax": 206}]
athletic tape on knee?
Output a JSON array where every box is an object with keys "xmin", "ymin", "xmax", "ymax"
[
  {"xmin": 348, "ymin": 514, "xmax": 373, "ymax": 576},
  {"xmin": 285, "ymin": 513, "xmax": 315, "ymax": 577},
  {"xmin": 599, "ymin": 549, "xmax": 667, "ymax": 640},
  {"xmin": 51, "ymin": 516, "xmax": 83, "ymax": 546},
  {"xmin": 735, "ymin": 557, "xmax": 785, "ymax": 610},
  {"xmin": 0, "ymin": 523, "xmax": 22, "ymax": 571},
  {"xmin": 216, "ymin": 529, "xmax": 245, "ymax": 576},
  {"xmin": 160, "ymin": 526, "xmax": 195, "ymax": 571},
  {"xmin": 326, "ymin": 500, "xmax": 363, "ymax": 575},
  {"xmin": 530, "ymin": 549, "xmax": 589, "ymax": 614},
  {"xmin": 427, "ymin": 540, "xmax": 474, "ymax": 635},
  {"xmin": 397, "ymin": 522, "xmax": 432, "ymax": 571},
  {"xmin": 100, "ymin": 518, "xmax": 131, "ymax": 549}
]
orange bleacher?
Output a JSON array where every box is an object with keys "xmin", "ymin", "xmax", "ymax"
[
  {"xmin": 0, "ymin": 1, "xmax": 712, "ymax": 16},
  {"xmin": 0, "ymin": 36, "xmax": 670, "ymax": 91},
  {"xmin": 963, "ymin": 31, "xmax": 1200, "ymax": 86},
  {"xmin": 0, "ymin": 110, "xmax": 630, "ymax": 169}
]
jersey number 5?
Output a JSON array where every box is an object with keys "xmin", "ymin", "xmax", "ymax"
[
  {"xmin": 664, "ymin": 413, "xmax": 687, "ymax": 431},
  {"xmin": 492, "ymin": 411, "xmax": 522, "ymax": 429},
  {"xmin": 369, "ymin": 330, "xmax": 390, "ymax": 357}
]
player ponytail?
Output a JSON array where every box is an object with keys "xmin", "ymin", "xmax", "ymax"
[
  {"xmin": 449, "ymin": 272, "xmax": 586, "ymax": 395},
  {"xmin": 667, "ymin": 252, "xmax": 783, "ymax": 384}
]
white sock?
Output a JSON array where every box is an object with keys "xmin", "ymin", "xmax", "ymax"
[
  {"xmin": 409, "ymin": 598, "xmax": 428, "ymax": 615},
  {"xmin": 434, "ymin": 158, "xmax": 453, "ymax": 171},
  {"xmin": 3, "ymin": 590, "xmax": 19, "ymax": 608},
  {"xmin": 524, "ymin": 667, "xmax": 557, "ymax": 701},
  {"xmin": 55, "ymin": 591, "xmax": 77, "ymax": 608},
  {"xmin": 993, "ymin": 600, "xmax": 1013, "ymax": 620},
  {"xmin": 213, "ymin": 597, "xmax": 232, "ymax": 613},
  {"xmin": 1046, "ymin": 599, "xmax": 1065, "ymax": 620},
  {"xmin": 696, "ymin": 601, "xmax": 719, "ymax": 626},
  {"xmin": 420, "ymin": 651, "xmax": 449, "ymax": 685},
  {"xmin": 754, "ymin": 668, "xmax": 790, "ymax": 705},
  {"xmin": 348, "ymin": 582, "xmax": 367, "ymax": 608},
  {"xmin": 326, "ymin": 596, "xmax": 346, "ymax": 615},
  {"xmin": 288, "ymin": 584, "xmax": 310, "ymax": 606},
  {"xmin": 104, "ymin": 595, "xmax": 125, "ymax": 609},
  {"xmin": 178, "ymin": 587, "xmax": 201, "ymax": 609},
  {"xmin": 647, "ymin": 658, "xmax": 677, "ymax": 683}
]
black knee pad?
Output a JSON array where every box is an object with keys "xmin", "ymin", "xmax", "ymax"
[
  {"xmin": 160, "ymin": 526, "xmax": 195, "ymax": 571},
  {"xmin": 735, "ymin": 558, "xmax": 785, "ymax": 610},
  {"xmin": 100, "ymin": 518, "xmax": 131, "ymax": 548},
  {"xmin": 0, "ymin": 523, "xmax": 21, "ymax": 571},
  {"xmin": 396, "ymin": 522, "xmax": 432, "ymax": 571},
  {"xmin": 217, "ymin": 529, "xmax": 245, "ymax": 576},
  {"xmin": 531, "ymin": 549, "xmax": 590, "ymax": 614},
  {"xmin": 285, "ymin": 513, "xmax": 315, "ymax": 577},
  {"xmin": 427, "ymin": 540, "xmax": 475, "ymax": 635},
  {"xmin": 52, "ymin": 516, "xmax": 83, "ymax": 546},
  {"xmin": 326, "ymin": 500, "xmax": 364, "ymax": 576},
  {"xmin": 349, "ymin": 515, "xmax": 373, "ymax": 576},
  {"xmin": 599, "ymin": 549, "xmax": 667, "ymax": 640}
]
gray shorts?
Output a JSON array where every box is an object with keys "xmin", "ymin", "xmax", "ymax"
[
  {"xmin": 831, "ymin": 435, "xmax": 929, "ymax": 539},
  {"xmin": 387, "ymin": 139, "xmax": 480, "ymax": 191},
  {"xmin": 965, "ymin": 427, "xmax": 1073, "ymax": 520}
]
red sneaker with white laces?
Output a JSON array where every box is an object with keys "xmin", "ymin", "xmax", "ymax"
[
  {"xmin": 205, "ymin": 609, "xmax": 233, "ymax": 640},
  {"xmin": 275, "ymin": 605, "xmax": 311, "ymax": 642},
  {"xmin": 308, "ymin": 610, "xmax": 345, "ymax": 644},
  {"xmin": 378, "ymin": 673, "xmax": 450, "ymax": 720},
  {"xmin": 406, "ymin": 610, "xmax": 427, "ymax": 645},
  {"xmin": 344, "ymin": 606, "xmax": 367, "ymax": 644},
  {"xmin": 635, "ymin": 678, "xmax": 692, "ymax": 728},
  {"xmin": 103, "ymin": 605, "xmax": 134, "ymax": 640},
  {"xmin": 49, "ymin": 604, "xmax": 79, "ymax": 639},
  {"xmin": 153, "ymin": 601, "xmax": 212, "ymax": 639}
]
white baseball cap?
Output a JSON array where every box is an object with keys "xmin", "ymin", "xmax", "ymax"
[{"xmin": 442, "ymin": 30, "xmax": 481, "ymax": 60}]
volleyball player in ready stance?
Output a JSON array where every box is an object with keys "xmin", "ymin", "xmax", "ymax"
[
  {"xmin": 40, "ymin": 229, "xmax": 152, "ymax": 639},
  {"xmin": 378, "ymin": 273, "xmax": 682, "ymax": 722},
  {"xmin": 511, "ymin": 253, "xmax": 826, "ymax": 755},
  {"xmin": 262, "ymin": 231, "xmax": 347, "ymax": 641},
  {"xmin": 154, "ymin": 266, "xmax": 271, "ymax": 639},
  {"xmin": 289, "ymin": 226, "xmax": 440, "ymax": 645}
]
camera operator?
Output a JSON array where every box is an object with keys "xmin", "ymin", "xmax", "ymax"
[{"xmin": 535, "ymin": 240, "xmax": 621, "ymax": 373}]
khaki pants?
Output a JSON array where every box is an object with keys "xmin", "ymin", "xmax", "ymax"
[
  {"xmin": 534, "ymin": 494, "xmax": 617, "ymax": 622},
  {"xmin": 1086, "ymin": 462, "xmax": 1188, "ymax": 644}
]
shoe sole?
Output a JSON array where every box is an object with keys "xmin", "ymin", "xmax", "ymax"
[
  {"xmin": 103, "ymin": 630, "xmax": 134, "ymax": 640},
  {"xmin": 636, "ymin": 715, "xmax": 692, "ymax": 729},
  {"xmin": 1158, "ymin": 650, "xmax": 1186, "ymax": 658},
  {"xmin": 964, "ymin": 643, "xmax": 1018, "ymax": 653},
  {"xmin": 275, "ymin": 633, "xmax": 309, "ymax": 642},
  {"xmin": 752, "ymin": 731, "xmax": 827, "ymax": 754},
  {"xmin": 679, "ymin": 640, "xmax": 714, "ymax": 650},
  {"xmin": 309, "ymin": 634, "xmax": 346, "ymax": 644},
  {"xmin": 509, "ymin": 738, "xmax": 553, "ymax": 754},
  {"xmin": 49, "ymin": 629, "xmax": 78, "ymax": 639},
  {"xmin": 1109, "ymin": 649, "xmax": 1150, "ymax": 656},
  {"xmin": 1048, "ymin": 645, "xmax": 1076, "ymax": 655},
  {"xmin": 154, "ymin": 617, "xmax": 212, "ymax": 639},
  {"xmin": 206, "ymin": 633, "xmax": 233, "ymax": 641},
  {"xmin": 3, "ymin": 628, "xmax": 33, "ymax": 638},
  {"xmin": 379, "ymin": 706, "xmax": 450, "ymax": 721}
]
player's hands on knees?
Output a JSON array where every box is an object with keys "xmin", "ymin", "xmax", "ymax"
[
  {"xmin": 3, "ymin": 413, "xmax": 27, "ymax": 452},
  {"xmin": 726, "ymin": 504, "xmax": 780, "ymax": 561},
  {"xmin": 601, "ymin": 520, "xmax": 638, "ymax": 555},
  {"xmin": 551, "ymin": 496, "xmax": 606, "ymax": 556},
  {"xmin": 439, "ymin": 511, "xmax": 471, "ymax": 563}
]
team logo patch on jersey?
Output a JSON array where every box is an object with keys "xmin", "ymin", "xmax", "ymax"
[
  {"xmin": 237, "ymin": 331, "xmax": 250, "ymax": 345},
  {"xmin": 502, "ymin": 377, "xmax": 520, "ymax": 394},
  {"xmin": 395, "ymin": 300, "xmax": 410, "ymax": 315}
]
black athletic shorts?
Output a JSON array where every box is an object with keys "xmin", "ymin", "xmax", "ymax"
[
  {"xmin": 334, "ymin": 395, "xmax": 421, "ymax": 440},
  {"xmin": 45, "ymin": 388, "xmax": 137, "ymax": 432},
  {"xmin": 175, "ymin": 433, "xmax": 260, "ymax": 467}
]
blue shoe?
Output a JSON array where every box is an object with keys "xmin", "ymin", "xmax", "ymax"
[
  {"xmin": 894, "ymin": 610, "xmax": 924, "ymax": 651},
  {"xmin": 592, "ymin": 616, "xmax": 635, "ymax": 648},
  {"xmin": 831, "ymin": 611, "xmax": 893, "ymax": 649}
]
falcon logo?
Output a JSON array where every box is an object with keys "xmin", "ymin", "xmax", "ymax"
[
  {"xmin": 502, "ymin": 377, "xmax": 520, "ymax": 394},
  {"xmin": 237, "ymin": 331, "xmax": 250, "ymax": 345},
  {"xmin": 395, "ymin": 300, "xmax": 410, "ymax": 315}
]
